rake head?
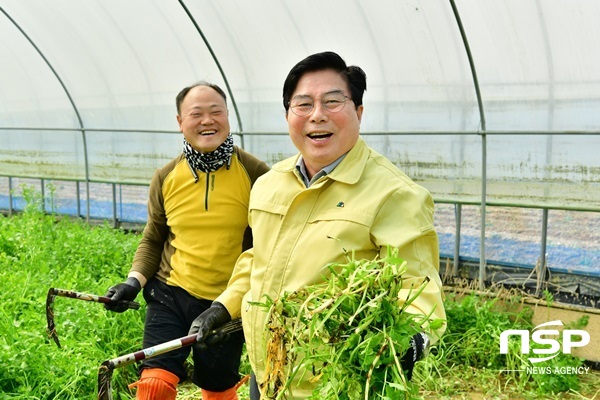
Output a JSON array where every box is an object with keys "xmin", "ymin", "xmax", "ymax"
[{"xmin": 97, "ymin": 361, "xmax": 115, "ymax": 400}]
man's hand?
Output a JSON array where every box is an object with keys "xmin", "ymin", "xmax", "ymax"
[
  {"xmin": 401, "ymin": 332, "xmax": 430, "ymax": 381},
  {"xmin": 188, "ymin": 302, "xmax": 231, "ymax": 350},
  {"xmin": 103, "ymin": 277, "xmax": 141, "ymax": 313}
]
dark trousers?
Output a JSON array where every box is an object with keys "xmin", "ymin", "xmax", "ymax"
[
  {"xmin": 141, "ymin": 278, "xmax": 244, "ymax": 392},
  {"xmin": 249, "ymin": 373, "xmax": 261, "ymax": 400}
]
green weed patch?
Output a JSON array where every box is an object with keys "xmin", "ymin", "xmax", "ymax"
[
  {"xmin": 0, "ymin": 188, "xmax": 596, "ymax": 399},
  {"xmin": 0, "ymin": 188, "xmax": 143, "ymax": 399}
]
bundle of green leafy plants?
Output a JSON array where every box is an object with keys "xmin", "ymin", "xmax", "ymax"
[
  {"xmin": 0, "ymin": 187, "xmax": 144, "ymax": 399},
  {"xmin": 256, "ymin": 247, "xmax": 444, "ymax": 400}
]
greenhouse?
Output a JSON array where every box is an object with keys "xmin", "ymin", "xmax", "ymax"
[{"xmin": 0, "ymin": 1, "xmax": 599, "ymax": 399}]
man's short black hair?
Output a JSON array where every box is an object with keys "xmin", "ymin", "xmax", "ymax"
[
  {"xmin": 282, "ymin": 51, "xmax": 367, "ymax": 114},
  {"xmin": 176, "ymin": 81, "xmax": 227, "ymax": 115}
]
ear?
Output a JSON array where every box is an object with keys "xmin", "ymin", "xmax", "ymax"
[
  {"xmin": 356, "ymin": 105, "xmax": 364, "ymax": 124},
  {"xmin": 176, "ymin": 114, "xmax": 183, "ymax": 132}
]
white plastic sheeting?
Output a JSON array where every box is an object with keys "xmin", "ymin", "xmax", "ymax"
[{"xmin": 0, "ymin": 0, "xmax": 599, "ymax": 210}]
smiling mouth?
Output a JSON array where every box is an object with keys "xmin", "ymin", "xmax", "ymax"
[
  {"xmin": 307, "ymin": 132, "xmax": 333, "ymax": 140},
  {"xmin": 199, "ymin": 130, "xmax": 217, "ymax": 136}
]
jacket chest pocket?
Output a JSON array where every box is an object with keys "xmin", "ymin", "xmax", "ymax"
[{"xmin": 306, "ymin": 209, "xmax": 374, "ymax": 249}]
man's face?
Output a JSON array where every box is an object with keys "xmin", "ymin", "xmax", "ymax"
[
  {"xmin": 177, "ymin": 85, "xmax": 230, "ymax": 153},
  {"xmin": 286, "ymin": 69, "xmax": 363, "ymax": 178}
]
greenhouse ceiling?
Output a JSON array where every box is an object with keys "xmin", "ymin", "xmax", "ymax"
[
  {"xmin": 1, "ymin": 0, "xmax": 599, "ymax": 134},
  {"xmin": 1, "ymin": 0, "xmax": 599, "ymax": 210}
]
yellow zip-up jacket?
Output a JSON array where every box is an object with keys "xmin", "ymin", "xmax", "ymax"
[
  {"xmin": 131, "ymin": 146, "xmax": 269, "ymax": 300},
  {"xmin": 217, "ymin": 138, "xmax": 446, "ymax": 398}
]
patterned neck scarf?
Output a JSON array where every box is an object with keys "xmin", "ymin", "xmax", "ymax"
[{"xmin": 183, "ymin": 134, "xmax": 234, "ymax": 173}]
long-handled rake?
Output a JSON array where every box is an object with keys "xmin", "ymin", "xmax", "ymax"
[
  {"xmin": 97, "ymin": 318, "xmax": 243, "ymax": 400},
  {"xmin": 46, "ymin": 288, "xmax": 140, "ymax": 348}
]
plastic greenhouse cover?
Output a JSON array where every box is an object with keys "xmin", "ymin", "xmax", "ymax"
[{"xmin": 0, "ymin": 0, "xmax": 599, "ymax": 210}]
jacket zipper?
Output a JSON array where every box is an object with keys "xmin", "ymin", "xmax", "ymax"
[{"xmin": 204, "ymin": 171, "xmax": 210, "ymax": 211}]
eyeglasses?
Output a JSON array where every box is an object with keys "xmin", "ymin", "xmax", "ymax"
[{"xmin": 288, "ymin": 93, "xmax": 353, "ymax": 116}]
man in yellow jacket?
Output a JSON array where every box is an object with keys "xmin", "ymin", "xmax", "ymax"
[{"xmin": 190, "ymin": 52, "xmax": 446, "ymax": 399}]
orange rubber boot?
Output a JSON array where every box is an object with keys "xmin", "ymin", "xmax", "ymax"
[
  {"xmin": 128, "ymin": 368, "xmax": 179, "ymax": 400},
  {"xmin": 200, "ymin": 375, "xmax": 249, "ymax": 400}
]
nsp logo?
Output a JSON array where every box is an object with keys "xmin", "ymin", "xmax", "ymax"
[{"xmin": 500, "ymin": 320, "xmax": 590, "ymax": 363}]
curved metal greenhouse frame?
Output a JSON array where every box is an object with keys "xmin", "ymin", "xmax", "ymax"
[{"xmin": 1, "ymin": 0, "xmax": 599, "ymax": 297}]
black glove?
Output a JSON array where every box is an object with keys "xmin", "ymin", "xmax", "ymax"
[
  {"xmin": 104, "ymin": 277, "xmax": 141, "ymax": 313},
  {"xmin": 401, "ymin": 332, "xmax": 429, "ymax": 381},
  {"xmin": 188, "ymin": 302, "xmax": 231, "ymax": 350}
]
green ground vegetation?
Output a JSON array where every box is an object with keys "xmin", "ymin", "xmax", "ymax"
[
  {"xmin": 0, "ymin": 187, "xmax": 143, "ymax": 399},
  {"xmin": 0, "ymin": 188, "xmax": 597, "ymax": 399}
]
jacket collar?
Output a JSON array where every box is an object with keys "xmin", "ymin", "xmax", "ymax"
[{"xmin": 273, "ymin": 137, "xmax": 369, "ymax": 185}]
